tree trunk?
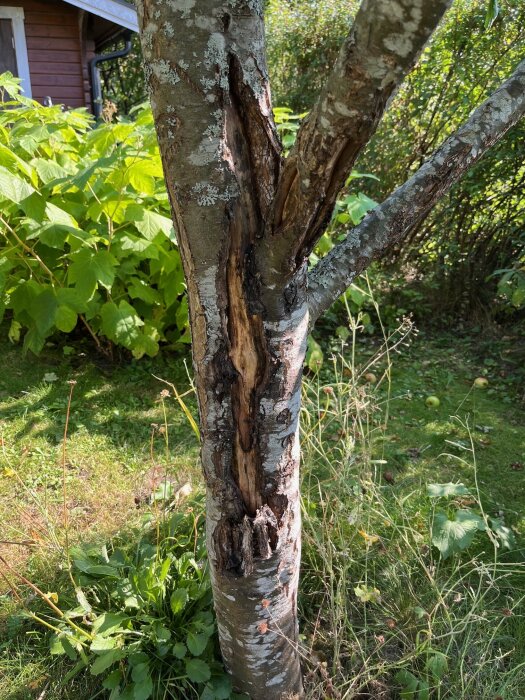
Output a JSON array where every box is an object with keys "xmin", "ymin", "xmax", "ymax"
[
  {"xmin": 137, "ymin": 0, "xmax": 525, "ymax": 695},
  {"xmin": 137, "ymin": 2, "xmax": 307, "ymax": 691},
  {"xmin": 195, "ymin": 269, "xmax": 309, "ymax": 698}
]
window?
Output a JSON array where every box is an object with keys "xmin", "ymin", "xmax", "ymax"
[{"xmin": 0, "ymin": 6, "xmax": 31, "ymax": 96}]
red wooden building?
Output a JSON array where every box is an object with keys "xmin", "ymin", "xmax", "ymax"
[{"xmin": 0, "ymin": 0, "xmax": 138, "ymax": 110}]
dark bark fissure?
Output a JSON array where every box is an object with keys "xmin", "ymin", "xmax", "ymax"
[{"xmin": 211, "ymin": 48, "xmax": 289, "ymax": 578}]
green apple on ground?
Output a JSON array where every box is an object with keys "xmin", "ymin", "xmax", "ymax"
[{"xmin": 425, "ymin": 395, "xmax": 441, "ymax": 408}]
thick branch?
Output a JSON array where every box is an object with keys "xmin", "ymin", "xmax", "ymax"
[
  {"xmin": 258, "ymin": 0, "xmax": 452, "ymax": 285},
  {"xmin": 307, "ymin": 59, "xmax": 525, "ymax": 323}
]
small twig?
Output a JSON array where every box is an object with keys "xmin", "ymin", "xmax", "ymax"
[
  {"xmin": 62, "ymin": 381, "xmax": 77, "ymax": 558},
  {"xmin": 0, "ymin": 555, "xmax": 92, "ymax": 640}
]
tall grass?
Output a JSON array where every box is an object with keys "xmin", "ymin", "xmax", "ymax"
[
  {"xmin": 1, "ymin": 304, "xmax": 523, "ymax": 699},
  {"xmin": 298, "ymin": 311, "xmax": 525, "ymax": 699}
]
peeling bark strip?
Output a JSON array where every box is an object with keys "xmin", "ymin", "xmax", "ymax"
[
  {"xmin": 137, "ymin": 0, "xmax": 524, "ymax": 696},
  {"xmin": 308, "ymin": 58, "xmax": 525, "ymax": 323}
]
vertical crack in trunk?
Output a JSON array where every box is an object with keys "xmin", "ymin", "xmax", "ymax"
[
  {"xmin": 227, "ymin": 223, "xmax": 267, "ymax": 518},
  {"xmin": 214, "ymin": 50, "xmax": 285, "ymax": 576}
]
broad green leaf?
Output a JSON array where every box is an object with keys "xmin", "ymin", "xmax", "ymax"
[
  {"xmin": 126, "ymin": 161, "xmax": 158, "ymax": 195},
  {"xmin": 418, "ymin": 679, "xmax": 430, "ymax": 700},
  {"xmin": 489, "ymin": 516, "xmax": 517, "ymax": 550},
  {"xmin": 100, "ymin": 301, "xmax": 144, "ymax": 349},
  {"xmin": 33, "ymin": 158, "xmax": 68, "ymax": 184},
  {"xmin": 88, "ymin": 198, "xmax": 135, "ymax": 225},
  {"xmin": 37, "ymin": 225, "xmax": 68, "ymax": 249},
  {"xmin": 103, "ymin": 669, "xmax": 122, "ymax": 690},
  {"xmin": 119, "ymin": 234, "xmax": 159, "ymax": 257},
  {"xmin": 92, "ymin": 612, "xmax": 129, "ymax": 637},
  {"xmin": 91, "ymin": 635, "xmax": 118, "ymax": 652},
  {"xmin": 306, "ymin": 335, "xmax": 323, "ymax": 372},
  {"xmin": 131, "ymin": 662, "xmax": 150, "ymax": 683},
  {"xmin": 431, "ymin": 509, "xmax": 485, "ymax": 559},
  {"xmin": 30, "ymin": 288, "xmax": 58, "ymax": 335},
  {"xmin": 68, "ymin": 249, "xmax": 117, "ymax": 300},
  {"xmin": 427, "ymin": 483, "xmax": 470, "ymax": 498},
  {"xmin": 172, "ymin": 642, "xmax": 187, "ymax": 659},
  {"xmin": 0, "ymin": 142, "xmax": 37, "ymax": 184},
  {"xmin": 126, "ymin": 204, "xmax": 174, "ymax": 240},
  {"xmin": 133, "ymin": 676, "xmax": 153, "ymax": 700},
  {"xmin": 185, "ymin": 658, "xmax": 211, "ymax": 683},
  {"xmin": 55, "ymin": 305, "xmax": 78, "ymax": 333},
  {"xmin": 485, "ymin": 0, "xmax": 499, "ymax": 28},
  {"xmin": 0, "ymin": 164, "xmax": 35, "ymax": 202},
  {"xmin": 426, "ymin": 651, "xmax": 448, "ymax": 680},
  {"xmin": 128, "ymin": 279, "xmax": 162, "ymax": 305},
  {"xmin": 186, "ymin": 631, "xmax": 208, "ymax": 657},
  {"xmin": 50, "ymin": 633, "xmax": 75, "ymax": 659},
  {"xmin": 209, "ymin": 676, "xmax": 232, "ymax": 700},
  {"xmin": 56, "ymin": 287, "xmax": 88, "ymax": 313},
  {"xmin": 45, "ymin": 202, "xmax": 78, "ymax": 228},
  {"xmin": 90, "ymin": 649, "xmax": 123, "ymax": 675},
  {"xmin": 71, "ymin": 547, "xmax": 120, "ymax": 578},
  {"xmin": 170, "ymin": 587, "xmax": 189, "ymax": 614},
  {"xmin": 10, "ymin": 279, "xmax": 41, "ymax": 317},
  {"xmin": 395, "ymin": 669, "xmax": 419, "ymax": 699}
]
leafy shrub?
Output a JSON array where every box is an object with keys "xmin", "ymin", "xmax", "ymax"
[
  {"xmin": 40, "ymin": 501, "xmax": 235, "ymax": 699},
  {"xmin": 266, "ymin": 0, "xmax": 358, "ymax": 111},
  {"xmin": 0, "ymin": 73, "xmax": 189, "ymax": 357}
]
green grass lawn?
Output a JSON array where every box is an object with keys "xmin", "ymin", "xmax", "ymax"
[{"xmin": 0, "ymin": 323, "xmax": 523, "ymax": 699}]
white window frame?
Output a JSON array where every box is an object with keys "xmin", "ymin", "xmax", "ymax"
[{"xmin": 0, "ymin": 6, "xmax": 32, "ymax": 97}]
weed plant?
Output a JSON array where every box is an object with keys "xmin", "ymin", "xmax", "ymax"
[{"xmin": 298, "ymin": 312, "xmax": 524, "ymax": 699}]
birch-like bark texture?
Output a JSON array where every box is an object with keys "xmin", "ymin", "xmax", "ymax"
[
  {"xmin": 137, "ymin": 0, "xmax": 525, "ymax": 696},
  {"xmin": 308, "ymin": 58, "xmax": 525, "ymax": 324},
  {"xmin": 137, "ymin": 0, "xmax": 305, "ymax": 695},
  {"xmin": 258, "ymin": 0, "xmax": 453, "ymax": 289}
]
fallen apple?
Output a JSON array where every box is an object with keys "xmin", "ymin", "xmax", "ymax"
[
  {"xmin": 364, "ymin": 372, "xmax": 377, "ymax": 384},
  {"xmin": 425, "ymin": 395, "xmax": 440, "ymax": 408},
  {"xmin": 473, "ymin": 377, "xmax": 489, "ymax": 389}
]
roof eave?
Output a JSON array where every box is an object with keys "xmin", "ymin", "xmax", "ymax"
[{"xmin": 63, "ymin": 0, "xmax": 139, "ymax": 32}]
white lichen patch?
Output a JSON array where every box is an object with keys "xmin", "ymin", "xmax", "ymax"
[
  {"xmin": 241, "ymin": 55, "xmax": 265, "ymax": 98},
  {"xmin": 334, "ymin": 100, "xmax": 357, "ymax": 117},
  {"xmin": 167, "ymin": 0, "xmax": 195, "ymax": 19},
  {"xmin": 266, "ymin": 672, "xmax": 286, "ymax": 687},
  {"xmin": 226, "ymin": 0, "xmax": 263, "ymax": 15},
  {"xmin": 191, "ymin": 181, "xmax": 238, "ymax": 207},
  {"xmin": 383, "ymin": 33, "xmax": 414, "ymax": 58},
  {"xmin": 204, "ymin": 33, "xmax": 227, "ymax": 69},
  {"xmin": 141, "ymin": 21, "xmax": 158, "ymax": 53},
  {"xmin": 163, "ymin": 21, "xmax": 175, "ymax": 38},
  {"xmin": 151, "ymin": 59, "xmax": 180, "ymax": 85},
  {"xmin": 192, "ymin": 182, "xmax": 220, "ymax": 206}
]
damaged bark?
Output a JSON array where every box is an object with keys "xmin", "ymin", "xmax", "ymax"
[{"xmin": 137, "ymin": 0, "xmax": 525, "ymax": 696}]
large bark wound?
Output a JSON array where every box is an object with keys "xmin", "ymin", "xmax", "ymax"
[{"xmin": 214, "ymin": 49, "xmax": 285, "ymax": 576}]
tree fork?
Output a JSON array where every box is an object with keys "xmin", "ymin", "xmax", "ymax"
[{"xmin": 138, "ymin": 0, "xmax": 525, "ymax": 696}]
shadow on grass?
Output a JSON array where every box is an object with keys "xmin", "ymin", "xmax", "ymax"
[{"xmin": 0, "ymin": 330, "xmax": 197, "ymax": 454}]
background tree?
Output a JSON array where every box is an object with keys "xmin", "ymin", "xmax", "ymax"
[{"xmin": 136, "ymin": 0, "xmax": 525, "ymax": 696}]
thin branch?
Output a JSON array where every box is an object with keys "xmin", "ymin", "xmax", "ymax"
[
  {"xmin": 258, "ymin": 0, "xmax": 453, "ymax": 286},
  {"xmin": 307, "ymin": 59, "xmax": 525, "ymax": 324}
]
